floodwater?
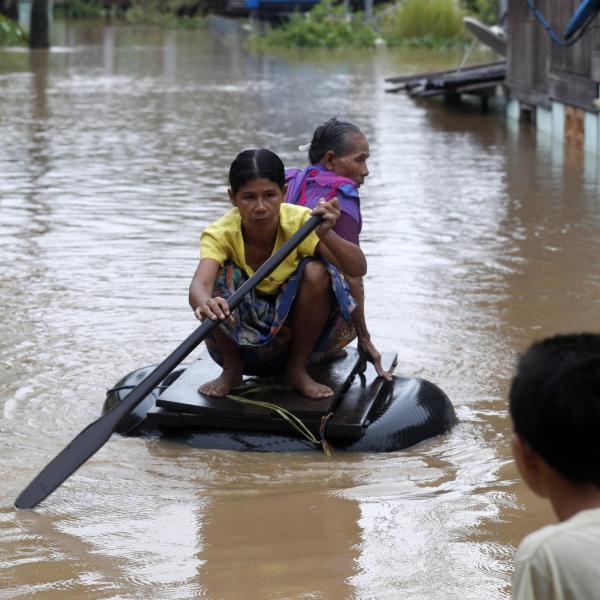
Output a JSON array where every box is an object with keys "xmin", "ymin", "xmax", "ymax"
[{"xmin": 1, "ymin": 17, "xmax": 600, "ymax": 600}]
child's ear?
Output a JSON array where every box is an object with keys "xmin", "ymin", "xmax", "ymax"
[
  {"xmin": 512, "ymin": 432, "xmax": 548, "ymax": 498},
  {"xmin": 282, "ymin": 183, "xmax": 288, "ymax": 201},
  {"xmin": 228, "ymin": 188, "xmax": 235, "ymax": 206}
]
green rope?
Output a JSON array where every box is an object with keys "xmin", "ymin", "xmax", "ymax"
[{"xmin": 225, "ymin": 383, "xmax": 333, "ymax": 456}]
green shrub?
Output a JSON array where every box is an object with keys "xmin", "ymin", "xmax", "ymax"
[
  {"xmin": 54, "ymin": 0, "xmax": 105, "ymax": 18},
  {"xmin": 125, "ymin": 0, "xmax": 205, "ymax": 28},
  {"xmin": 380, "ymin": 0, "xmax": 468, "ymax": 46},
  {"xmin": 248, "ymin": 0, "xmax": 377, "ymax": 49},
  {"xmin": 0, "ymin": 14, "xmax": 26, "ymax": 46}
]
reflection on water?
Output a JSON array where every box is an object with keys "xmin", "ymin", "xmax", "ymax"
[{"xmin": 1, "ymin": 18, "xmax": 599, "ymax": 600}]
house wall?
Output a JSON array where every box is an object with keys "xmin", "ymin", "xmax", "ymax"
[{"xmin": 506, "ymin": 0, "xmax": 600, "ymax": 155}]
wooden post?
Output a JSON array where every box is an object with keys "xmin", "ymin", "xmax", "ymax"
[
  {"xmin": 565, "ymin": 105, "xmax": 585, "ymax": 147},
  {"xmin": 29, "ymin": 0, "xmax": 49, "ymax": 48}
]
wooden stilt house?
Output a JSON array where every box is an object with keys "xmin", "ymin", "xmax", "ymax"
[{"xmin": 506, "ymin": 0, "xmax": 600, "ymax": 155}]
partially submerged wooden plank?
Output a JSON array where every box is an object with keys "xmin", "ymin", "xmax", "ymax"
[
  {"xmin": 385, "ymin": 60, "xmax": 505, "ymax": 84},
  {"xmin": 413, "ymin": 80, "xmax": 502, "ymax": 98},
  {"xmin": 427, "ymin": 64, "xmax": 506, "ymax": 89}
]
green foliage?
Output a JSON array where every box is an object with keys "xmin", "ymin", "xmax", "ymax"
[
  {"xmin": 126, "ymin": 0, "xmax": 205, "ymax": 28},
  {"xmin": 460, "ymin": 0, "xmax": 500, "ymax": 24},
  {"xmin": 0, "ymin": 13, "xmax": 26, "ymax": 46},
  {"xmin": 380, "ymin": 0, "xmax": 468, "ymax": 46},
  {"xmin": 54, "ymin": 0, "xmax": 105, "ymax": 19},
  {"xmin": 248, "ymin": 0, "xmax": 377, "ymax": 50}
]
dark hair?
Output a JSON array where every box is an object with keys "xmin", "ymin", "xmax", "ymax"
[
  {"xmin": 308, "ymin": 117, "xmax": 364, "ymax": 165},
  {"xmin": 228, "ymin": 148, "xmax": 286, "ymax": 194},
  {"xmin": 509, "ymin": 333, "xmax": 600, "ymax": 486}
]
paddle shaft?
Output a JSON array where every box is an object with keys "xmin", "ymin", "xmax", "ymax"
[{"xmin": 15, "ymin": 214, "xmax": 322, "ymax": 509}]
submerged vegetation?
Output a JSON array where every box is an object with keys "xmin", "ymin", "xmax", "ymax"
[
  {"xmin": 125, "ymin": 0, "xmax": 206, "ymax": 28},
  {"xmin": 54, "ymin": 0, "xmax": 105, "ymax": 19},
  {"xmin": 46, "ymin": 0, "xmax": 206, "ymax": 28},
  {"xmin": 248, "ymin": 0, "xmax": 498, "ymax": 50},
  {"xmin": 0, "ymin": 13, "xmax": 26, "ymax": 46},
  {"xmin": 248, "ymin": 0, "xmax": 377, "ymax": 49}
]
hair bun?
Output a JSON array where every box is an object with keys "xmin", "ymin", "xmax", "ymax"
[{"xmin": 307, "ymin": 117, "xmax": 362, "ymax": 165}]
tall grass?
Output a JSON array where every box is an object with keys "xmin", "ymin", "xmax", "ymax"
[{"xmin": 380, "ymin": 0, "xmax": 468, "ymax": 46}]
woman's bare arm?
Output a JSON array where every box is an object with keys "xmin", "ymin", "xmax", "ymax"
[
  {"xmin": 189, "ymin": 258, "xmax": 232, "ymax": 322},
  {"xmin": 312, "ymin": 198, "xmax": 367, "ymax": 277}
]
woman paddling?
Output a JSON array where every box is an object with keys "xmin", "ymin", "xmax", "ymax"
[
  {"xmin": 189, "ymin": 149, "xmax": 366, "ymax": 399},
  {"xmin": 286, "ymin": 117, "xmax": 392, "ymax": 380}
]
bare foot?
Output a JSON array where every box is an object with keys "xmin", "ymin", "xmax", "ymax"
[
  {"xmin": 199, "ymin": 366, "xmax": 243, "ymax": 397},
  {"xmin": 286, "ymin": 366, "xmax": 334, "ymax": 399}
]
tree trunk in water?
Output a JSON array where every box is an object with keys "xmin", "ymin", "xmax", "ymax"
[{"xmin": 29, "ymin": 0, "xmax": 49, "ymax": 48}]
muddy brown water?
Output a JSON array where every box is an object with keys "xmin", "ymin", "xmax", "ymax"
[{"xmin": 2, "ymin": 18, "xmax": 600, "ymax": 600}]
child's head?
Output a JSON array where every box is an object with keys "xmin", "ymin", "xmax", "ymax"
[
  {"xmin": 228, "ymin": 148, "xmax": 285, "ymax": 194},
  {"xmin": 509, "ymin": 333, "xmax": 600, "ymax": 490}
]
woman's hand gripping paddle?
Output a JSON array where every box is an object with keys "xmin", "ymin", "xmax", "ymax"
[{"xmin": 15, "ymin": 215, "xmax": 323, "ymax": 510}]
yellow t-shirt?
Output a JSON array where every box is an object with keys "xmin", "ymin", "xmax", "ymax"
[{"xmin": 200, "ymin": 203, "xmax": 320, "ymax": 296}]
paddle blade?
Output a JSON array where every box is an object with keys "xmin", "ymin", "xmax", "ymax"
[{"xmin": 15, "ymin": 414, "xmax": 116, "ymax": 509}]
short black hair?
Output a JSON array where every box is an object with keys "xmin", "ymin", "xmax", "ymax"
[
  {"xmin": 509, "ymin": 333, "xmax": 600, "ymax": 486},
  {"xmin": 229, "ymin": 148, "xmax": 286, "ymax": 194},
  {"xmin": 308, "ymin": 117, "xmax": 364, "ymax": 165}
]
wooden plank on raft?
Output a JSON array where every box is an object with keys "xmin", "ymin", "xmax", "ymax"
[
  {"xmin": 325, "ymin": 352, "xmax": 397, "ymax": 438},
  {"xmin": 150, "ymin": 348, "xmax": 363, "ymax": 436}
]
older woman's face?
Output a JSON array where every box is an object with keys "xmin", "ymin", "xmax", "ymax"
[{"xmin": 326, "ymin": 133, "xmax": 370, "ymax": 186}]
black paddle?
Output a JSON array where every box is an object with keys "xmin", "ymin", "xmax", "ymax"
[{"xmin": 15, "ymin": 214, "xmax": 323, "ymax": 509}]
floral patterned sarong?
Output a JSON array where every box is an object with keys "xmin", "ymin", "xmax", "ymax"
[{"xmin": 205, "ymin": 258, "xmax": 357, "ymax": 375}]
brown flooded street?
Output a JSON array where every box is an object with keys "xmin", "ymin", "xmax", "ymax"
[{"xmin": 2, "ymin": 18, "xmax": 600, "ymax": 599}]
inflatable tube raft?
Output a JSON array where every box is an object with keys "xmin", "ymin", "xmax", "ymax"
[{"xmin": 103, "ymin": 349, "xmax": 457, "ymax": 452}]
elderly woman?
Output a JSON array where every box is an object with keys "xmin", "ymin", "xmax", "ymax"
[{"xmin": 286, "ymin": 117, "xmax": 392, "ymax": 380}]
